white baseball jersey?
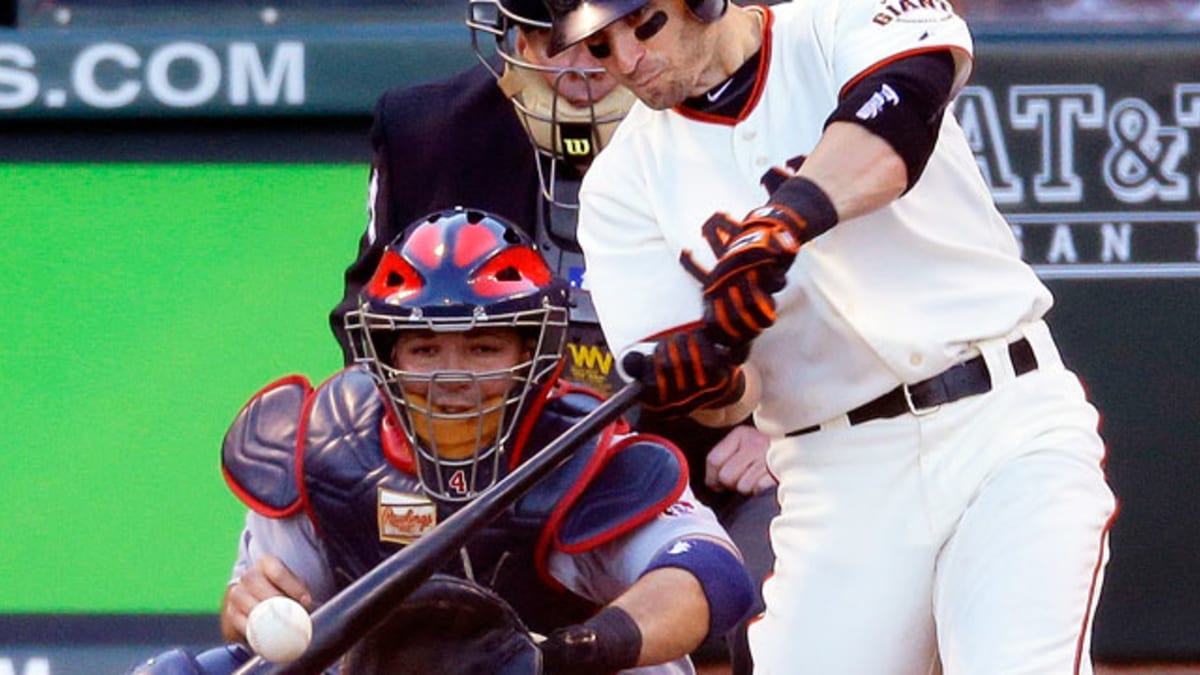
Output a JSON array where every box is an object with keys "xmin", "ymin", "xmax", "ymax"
[
  {"xmin": 578, "ymin": 0, "xmax": 1049, "ymax": 435},
  {"xmin": 577, "ymin": 1, "xmax": 1116, "ymax": 673}
]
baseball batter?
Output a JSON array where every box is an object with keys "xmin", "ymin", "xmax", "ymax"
[{"xmin": 543, "ymin": 0, "xmax": 1118, "ymax": 673}]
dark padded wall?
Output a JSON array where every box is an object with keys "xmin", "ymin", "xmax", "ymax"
[{"xmin": 967, "ymin": 33, "xmax": 1200, "ymax": 660}]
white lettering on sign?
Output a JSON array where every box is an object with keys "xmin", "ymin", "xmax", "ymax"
[
  {"xmin": 228, "ymin": 41, "xmax": 305, "ymax": 105},
  {"xmin": 1, "ymin": 39, "xmax": 305, "ymax": 111},
  {"xmin": 0, "ymin": 657, "xmax": 51, "ymax": 675},
  {"xmin": 73, "ymin": 42, "xmax": 141, "ymax": 108},
  {"xmin": 146, "ymin": 42, "xmax": 222, "ymax": 108},
  {"xmin": 955, "ymin": 82, "xmax": 1200, "ymax": 206},
  {"xmin": 0, "ymin": 44, "xmax": 38, "ymax": 108}
]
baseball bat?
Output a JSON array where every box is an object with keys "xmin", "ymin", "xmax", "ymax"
[{"xmin": 235, "ymin": 380, "xmax": 642, "ymax": 675}]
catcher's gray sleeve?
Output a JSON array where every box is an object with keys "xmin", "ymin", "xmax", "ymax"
[
  {"xmin": 547, "ymin": 485, "xmax": 733, "ymax": 603},
  {"xmin": 544, "ymin": 485, "xmax": 725, "ymax": 675},
  {"xmin": 230, "ymin": 511, "xmax": 338, "ymax": 604}
]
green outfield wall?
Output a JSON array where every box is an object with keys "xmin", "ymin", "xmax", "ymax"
[{"xmin": 0, "ymin": 163, "xmax": 363, "ymax": 611}]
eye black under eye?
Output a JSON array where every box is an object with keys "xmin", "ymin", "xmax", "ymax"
[
  {"xmin": 587, "ymin": 42, "xmax": 612, "ymax": 59},
  {"xmin": 634, "ymin": 10, "xmax": 668, "ymax": 41}
]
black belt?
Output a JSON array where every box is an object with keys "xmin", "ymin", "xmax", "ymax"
[{"xmin": 786, "ymin": 337, "xmax": 1038, "ymax": 437}]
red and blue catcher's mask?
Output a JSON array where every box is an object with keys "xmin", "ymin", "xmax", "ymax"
[{"xmin": 345, "ymin": 208, "xmax": 570, "ymax": 503}]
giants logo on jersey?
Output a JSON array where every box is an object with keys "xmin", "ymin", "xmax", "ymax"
[{"xmin": 872, "ymin": 0, "xmax": 955, "ymax": 26}]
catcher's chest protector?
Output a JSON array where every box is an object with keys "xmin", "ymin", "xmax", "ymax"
[
  {"xmin": 225, "ymin": 369, "xmax": 685, "ymax": 634},
  {"xmin": 313, "ymin": 370, "xmax": 609, "ymax": 631}
]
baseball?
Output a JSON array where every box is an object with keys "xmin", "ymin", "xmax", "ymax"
[{"xmin": 246, "ymin": 596, "xmax": 312, "ymax": 663}]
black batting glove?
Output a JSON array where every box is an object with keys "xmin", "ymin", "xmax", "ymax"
[
  {"xmin": 540, "ymin": 606, "xmax": 642, "ymax": 675},
  {"xmin": 621, "ymin": 330, "xmax": 747, "ymax": 419}
]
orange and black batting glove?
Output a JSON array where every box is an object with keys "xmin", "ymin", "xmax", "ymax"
[
  {"xmin": 698, "ymin": 209, "xmax": 800, "ymax": 348},
  {"xmin": 621, "ymin": 330, "xmax": 746, "ymax": 419},
  {"xmin": 682, "ymin": 175, "xmax": 839, "ymax": 349}
]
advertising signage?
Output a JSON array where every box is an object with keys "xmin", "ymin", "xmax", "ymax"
[
  {"xmin": 0, "ymin": 23, "xmax": 475, "ymax": 117},
  {"xmin": 961, "ymin": 37, "xmax": 1200, "ymax": 280}
]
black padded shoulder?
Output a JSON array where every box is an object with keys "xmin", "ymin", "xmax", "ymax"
[
  {"xmin": 221, "ymin": 375, "xmax": 313, "ymax": 517},
  {"xmin": 554, "ymin": 435, "xmax": 688, "ymax": 553},
  {"xmin": 512, "ymin": 389, "xmax": 612, "ymax": 524},
  {"xmin": 509, "ymin": 387, "xmax": 688, "ymax": 569},
  {"xmin": 301, "ymin": 367, "xmax": 394, "ymax": 490}
]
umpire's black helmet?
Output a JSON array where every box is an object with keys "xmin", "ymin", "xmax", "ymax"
[
  {"xmin": 500, "ymin": 0, "xmax": 551, "ymax": 24},
  {"xmin": 468, "ymin": 0, "xmax": 551, "ymax": 37}
]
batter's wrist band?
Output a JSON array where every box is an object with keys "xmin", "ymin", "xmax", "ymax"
[
  {"xmin": 643, "ymin": 537, "xmax": 756, "ymax": 639},
  {"xmin": 759, "ymin": 176, "xmax": 839, "ymax": 243},
  {"xmin": 540, "ymin": 605, "xmax": 642, "ymax": 674}
]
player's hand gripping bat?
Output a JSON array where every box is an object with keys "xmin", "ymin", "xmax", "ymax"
[{"xmin": 618, "ymin": 334, "xmax": 760, "ymax": 426}]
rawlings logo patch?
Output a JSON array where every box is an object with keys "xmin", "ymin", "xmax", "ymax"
[
  {"xmin": 378, "ymin": 488, "xmax": 437, "ymax": 545},
  {"xmin": 872, "ymin": 0, "xmax": 956, "ymax": 25}
]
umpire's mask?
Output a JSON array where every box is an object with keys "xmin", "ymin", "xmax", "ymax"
[{"xmin": 467, "ymin": 0, "xmax": 635, "ymax": 209}]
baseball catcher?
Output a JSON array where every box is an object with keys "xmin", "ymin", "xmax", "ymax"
[{"xmin": 131, "ymin": 208, "xmax": 754, "ymax": 674}]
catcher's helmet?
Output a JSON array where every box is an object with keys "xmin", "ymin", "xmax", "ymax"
[
  {"xmin": 546, "ymin": 0, "xmax": 729, "ymax": 56},
  {"xmin": 467, "ymin": 0, "xmax": 635, "ymax": 209},
  {"xmin": 345, "ymin": 208, "xmax": 569, "ymax": 503}
]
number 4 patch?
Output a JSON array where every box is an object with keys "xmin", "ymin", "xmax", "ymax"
[{"xmin": 448, "ymin": 469, "xmax": 469, "ymax": 496}]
